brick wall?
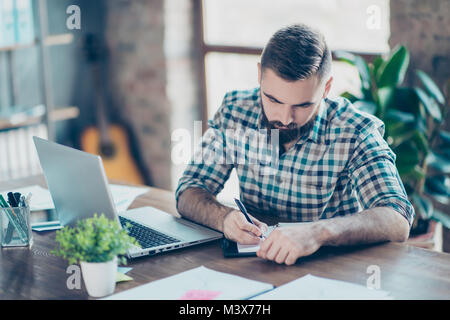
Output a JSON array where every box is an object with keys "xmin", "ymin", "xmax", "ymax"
[
  {"xmin": 390, "ymin": 0, "xmax": 449, "ymax": 114},
  {"xmin": 105, "ymin": 0, "xmax": 171, "ymax": 189}
]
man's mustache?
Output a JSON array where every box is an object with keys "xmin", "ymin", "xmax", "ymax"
[{"xmin": 268, "ymin": 121, "xmax": 299, "ymax": 130}]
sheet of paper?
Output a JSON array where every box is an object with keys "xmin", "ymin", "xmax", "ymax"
[
  {"xmin": 1, "ymin": 184, "xmax": 149, "ymax": 213},
  {"xmin": 109, "ymin": 184, "xmax": 149, "ymax": 213},
  {"xmin": 116, "ymin": 266, "xmax": 134, "ymax": 283},
  {"xmin": 116, "ymin": 272, "xmax": 133, "ymax": 283},
  {"xmin": 252, "ymin": 274, "xmax": 393, "ymax": 300},
  {"xmin": 1, "ymin": 185, "xmax": 55, "ymax": 211},
  {"xmin": 102, "ymin": 266, "xmax": 274, "ymax": 300},
  {"xmin": 117, "ymin": 267, "xmax": 133, "ymax": 274}
]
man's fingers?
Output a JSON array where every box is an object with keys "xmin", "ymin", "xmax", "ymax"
[
  {"xmin": 257, "ymin": 236, "xmax": 273, "ymax": 258},
  {"xmin": 275, "ymin": 247, "xmax": 289, "ymax": 264},
  {"xmin": 237, "ymin": 218, "xmax": 262, "ymax": 237},
  {"xmin": 231, "ymin": 220, "xmax": 261, "ymax": 244},
  {"xmin": 285, "ymin": 250, "xmax": 300, "ymax": 265},
  {"xmin": 236, "ymin": 230, "xmax": 261, "ymax": 245},
  {"xmin": 249, "ymin": 215, "xmax": 268, "ymax": 231},
  {"xmin": 253, "ymin": 220, "xmax": 268, "ymax": 234},
  {"xmin": 265, "ymin": 242, "xmax": 281, "ymax": 261}
]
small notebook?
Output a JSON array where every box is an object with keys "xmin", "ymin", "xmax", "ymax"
[
  {"xmin": 235, "ymin": 223, "xmax": 307, "ymax": 254},
  {"xmin": 102, "ymin": 266, "xmax": 274, "ymax": 300}
]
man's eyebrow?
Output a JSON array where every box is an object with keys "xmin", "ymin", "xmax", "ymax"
[
  {"xmin": 263, "ymin": 92, "xmax": 283, "ymax": 103},
  {"xmin": 293, "ymin": 101, "xmax": 315, "ymax": 107},
  {"xmin": 263, "ymin": 91, "xmax": 314, "ymax": 107}
]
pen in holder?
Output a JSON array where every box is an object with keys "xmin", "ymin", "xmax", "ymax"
[{"xmin": 0, "ymin": 204, "xmax": 33, "ymax": 247}]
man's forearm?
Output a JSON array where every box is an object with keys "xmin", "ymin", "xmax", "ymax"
[
  {"xmin": 317, "ymin": 206, "xmax": 411, "ymax": 247},
  {"xmin": 177, "ymin": 187, "xmax": 234, "ymax": 232}
]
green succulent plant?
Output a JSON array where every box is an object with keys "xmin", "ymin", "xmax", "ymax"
[
  {"xmin": 335, "ymin": 45, "xmax": 450, "ymax": 233},
  {"xmin": 52, "ymin": 213, "xmax": 140, "ymax": 265}
]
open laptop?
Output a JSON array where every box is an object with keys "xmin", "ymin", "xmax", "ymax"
[{"xmin": 33, "ymin": 137, "xmax": 222, "ymax": 258}]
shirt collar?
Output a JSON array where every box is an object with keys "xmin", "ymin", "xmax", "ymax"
[
  {"xmin": 300, "ymin": 98, "xmax": 328, "ymax": 144},
  {"xmin": 256, "ymin": 88, "xmax": 264, "ymax": 129}
]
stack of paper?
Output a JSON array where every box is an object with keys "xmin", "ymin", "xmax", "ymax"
[
  {"xmin": 103, "ymin": 268, "xmax": 392, "ymax": 300},
  {"xmin": 108, "ymin": 184, "xmax": 149, "ymax": 213},
  {"xmin": 252, "ymin": 274, "xmax": 392, "ymax": 300},
  {"xmin": 102, "ymin": 266, "xmax": 274, "ymax": 300},
  {"xmin": 0, "ymin": 184, "xmax": 149, "ymax": 212},
  {"xmin": 0, "ymin": 185, "xmax": 55, "ymax": 211}
]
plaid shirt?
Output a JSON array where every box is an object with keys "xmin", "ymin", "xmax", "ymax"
[{"xmin": 176, "ymin": 88, "xmax": 414, "ymax": 226}]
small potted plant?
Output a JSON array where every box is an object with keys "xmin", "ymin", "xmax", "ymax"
[{"xmin": 52, "ymin": 213, "xmax": 140, "ymax": 297}]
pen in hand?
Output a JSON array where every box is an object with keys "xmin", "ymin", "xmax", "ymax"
[{"xmin": 234, "ymin": 198, "xmax": 265, "ymax": 239}]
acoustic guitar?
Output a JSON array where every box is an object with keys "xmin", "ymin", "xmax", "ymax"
[{"xmin": 80, "ymin": 34, "xmax": 152, "ymax": 186}]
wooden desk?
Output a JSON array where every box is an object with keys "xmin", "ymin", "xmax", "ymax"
[{"xmin": 1, "ymin": 176, "xmax": 449, "ymax": 300}]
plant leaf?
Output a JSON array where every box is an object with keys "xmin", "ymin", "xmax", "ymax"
[
  {"xmin": 387, "ymin": 123, "xmax": 416, "ymax": 147},
  {"xmin": 340, "ymin": 91, "xmax": 359, "ymax": 103},
  {"xmin": 353, "ymin": 100, "xmax": 377, "ymax": 114},
  {"xmin": 426, "ymin": 151, "xmax": 450, "ymax": 173},
  {"xmin": 412, "ymin": 130, "xmax": 429, "ymax": 156},
  {"xmin": 425, "ymin": 190, "xmax": 450, "ymax": 206},
  {"xmin": 401, "ymin": 165, "xmax": 426, "ymax": 181},
  {"xmin": 377, "ymin": 87, "xmax": 395, "ymax": 116},
  {"xmin": 414, "ymin": 87, "xmax": 442, "ymax": 121},
  {"xmin": 395, "ymin": 142, "xmax": 420, "ymax": 167},
  {"xmin": 393, "ymin": 87, "xmax": 420, "ymax": 115},
  {"xmin": 440, "ymin": 131, "xmax": 450, "ymax": 146},
  {"xmin": 416, "ymin": 69, "xmax": 445, "ymax": 104},
  {"xmin": 411, "ymin": 193, "xmax": 433, "ymax": 219},
  {"xmin": 384, "ymin": 109, "xmax": 415, "ymax": 124},
  {"xmin": 425, "ymin": 176, "xmax": 450, "ymax": 197},
  {"xmin": 334, "ymin": 51, "xmax": 371, "ymax": 91},
  {"xmin": 431, "ymin": 209, "xmax": 450, "ymax": 229},
  {"xmin": 377, "ymin": 45, "xmax": 410, "ymax": 88},
  {"xmin": 372, "ymin": 56, "xmax": 384, "ymax": 79},
  {"xmin": 415, "ymin": 115, "xmax": 427, "ymax": 135}
]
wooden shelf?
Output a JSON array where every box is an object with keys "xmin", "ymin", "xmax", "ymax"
[
  {"xmin": 0, "ymin": 33, "xmax": 74, "ymax": 52},
  {"xmin": 49, "ymin": 106, "xmax": 79, "ymax": 121},
  {"xmin": 43, "ymin": 33, "xmax": 74, "ymax": 47},
  {"xmin": 1, "ymin": 0, "xmax": 75, "ymax": 140},
  {"xmin": 0, "ymin": 106, "xmax": 79, "ymax": 131},
  {"xmin": 0, "ymin": 40, "xmax": 37, "ymax": 52}
]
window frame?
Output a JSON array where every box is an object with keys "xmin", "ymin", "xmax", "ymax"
[{"xmin": 194, "ymin": 0, "xmax": 380, "ymax": 132}]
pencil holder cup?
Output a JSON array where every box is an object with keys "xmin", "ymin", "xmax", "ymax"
[{"xmin": 0, "ymin": 205, "xmax": 33, "ymax": 247}]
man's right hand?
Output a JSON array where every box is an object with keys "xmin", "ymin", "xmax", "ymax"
[{"xmin": 222, "ymin": 210, "xmax": 269, "ymax": 245}]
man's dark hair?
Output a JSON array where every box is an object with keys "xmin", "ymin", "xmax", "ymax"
[{"xmin": 261, "ymin": 24, "xmax": 332, "ymax": 82}]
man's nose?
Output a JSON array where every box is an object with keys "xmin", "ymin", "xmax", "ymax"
[{"xmin": 278, "ymin": 105, "xmax": 294, "ymax": 127}]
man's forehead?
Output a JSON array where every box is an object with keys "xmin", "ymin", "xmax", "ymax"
[{"xmin": 261, "ymin": 68, "xmax": 322, "ymax": 104}]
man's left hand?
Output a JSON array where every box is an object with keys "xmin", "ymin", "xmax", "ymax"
[{"xmin": 256, "ymin": 223, "xmax": 325, "ymax": 265}]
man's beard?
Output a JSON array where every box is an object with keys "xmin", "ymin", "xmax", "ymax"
[{"xmin": 261, "ymin": 107, "xmax": 316, "ymax": 145}]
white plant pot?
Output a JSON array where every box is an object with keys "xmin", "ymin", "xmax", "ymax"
[{"xmin": 80, "ymin": 256, "xmax": 117, "ymax": 298}]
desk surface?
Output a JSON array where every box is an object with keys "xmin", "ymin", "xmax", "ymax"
[{"xmin": 1, "ymin": 176, "xmax": 449, "ymax": 300}]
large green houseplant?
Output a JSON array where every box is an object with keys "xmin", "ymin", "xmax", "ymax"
[{"xmin": 335, "ymin": 45, "xmax": 450, "ymax": 235}]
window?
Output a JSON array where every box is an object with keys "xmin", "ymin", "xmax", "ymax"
[
  {"xmin": 198, "ymin": 0, "xmax": 390, "ymax": 120},
  {"xmin": 195, "ymin": 0, "xmax": 390, "ymax": 203}
]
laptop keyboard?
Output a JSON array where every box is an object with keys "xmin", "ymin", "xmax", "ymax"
[{"xmin": 119, "ymin": 216, "xmax": 181, "ymax": 249}]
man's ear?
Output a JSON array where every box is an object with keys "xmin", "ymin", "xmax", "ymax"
[
  {"xmin": 257, "ymin": 62, "xmax": 262, "ymax": 85},
  {"xmin": 322, "ymin": 76, "xmax": 333, "ymax": 98}
]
